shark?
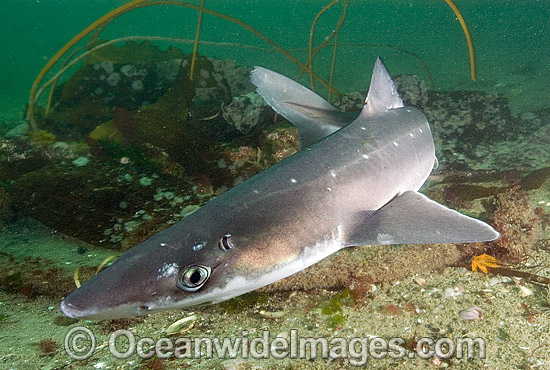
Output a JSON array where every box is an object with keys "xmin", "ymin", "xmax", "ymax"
[{"xmin": 60, "ymin": 58, "xmax": 498, "ymax": 320}]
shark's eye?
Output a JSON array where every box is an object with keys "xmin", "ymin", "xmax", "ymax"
[
  {"xmin": 177, "ymin": 265, "xmax": 211, "ymax": 291},
  {"xmin": 219, "ymin": 234, "xmax": 233, "ymax": 251}
]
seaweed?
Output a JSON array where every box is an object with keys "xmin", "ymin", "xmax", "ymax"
[
  {"xmin": 319, "ymin": 289, "xmax": 352, "ymax": 328},
  {"xmin": 28, "ymin": 130, "xmax": 56, "ymax": 146},
  {"xmin": 37, "ymin": 338, "xmax": 57, "ymax": 355}
]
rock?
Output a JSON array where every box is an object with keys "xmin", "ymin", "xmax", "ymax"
[
  {"xmin": 394, "ymin": 74, "xmax": 428, "ymax": 108},
  {"xmin": 4, "ymin": 122, "xmax": 28, "ymax": 138},
  {"xmin": 222, "ymin": 92, "xmax": 267, "ymax": 133}
]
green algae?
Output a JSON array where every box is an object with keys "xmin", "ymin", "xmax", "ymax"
[
  {"xmin": 28, "ymin": 130, "xmax": 56, "ymax": 146},
  {"xmin": 319, "ymin": 289, "xmax": 352, "ymax": 328}
]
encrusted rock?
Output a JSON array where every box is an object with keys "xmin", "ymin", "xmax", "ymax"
[
  {"xmin": 222, "ymin": 92, "xmax": 266, "ymax": 133},
  {"xmin": 393, "ymin": 74, "xmax": 428, "ymax": 108}
]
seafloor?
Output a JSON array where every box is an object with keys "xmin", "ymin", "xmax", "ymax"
[{"xmin": 1, "ymin": 1, "xmax": 550, "ymax": 369}]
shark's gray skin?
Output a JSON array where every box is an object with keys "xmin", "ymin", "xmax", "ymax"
[{"xmin": 60, "ymin": 59, "xmax": 498, "ymax": 320}]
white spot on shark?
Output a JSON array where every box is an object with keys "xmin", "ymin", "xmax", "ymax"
[
  {"xmin": 393, "ymin": 141, "xmax": 399, "ymax": 147},
  {"xmin": 409, "ymin": 133, "xmax": 415, "ymax": 137},
  {"xmin": 158, "ymin": 263, "xmax": 179, "ymax": 279},
  {"xmin": 192, "ymin": 242, "xmax": 206, "ymax": 251},
  {"xmin": 361, "ymin": 127, "xmax": 366, "ymax": 131},
  {"xmin": 362, "ymin": 154, "xmax": 369, "ymax": 159},
  {"xmin": 290, "ymin": 178, "xmax": 297, "ymax": 183},
  {"xmin": 377, "ymin": 233, "xmax": 395, "ymax": 244},
  {"xmin": 160, "ymin": 243, "xmax": 166, "ymax": 247},
  {"xmin": 330, "ymin": 170, "xmax": 337, "ymax": 178},
  {"xmin": 326, "ymin": 187, "xmax": 332, "ymax": 192}
]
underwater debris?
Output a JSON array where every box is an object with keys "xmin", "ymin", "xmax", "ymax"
[
  {"xmin": 37, "ymin": 338, "xmax": 57, "ymax": 355},
  {"xmin": 258, "ymin": 309, "xmax": 286, "ymax": 320},
  {"xmin": 459, "ymin": 307, "xmax": 482, "ymax": 320},
  {"xmin": 165, "ymin": 314, "xmax": 197, "ymax": 336}
]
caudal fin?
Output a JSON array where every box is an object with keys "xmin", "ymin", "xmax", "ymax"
[{"xmin": 250, "ymin": 67, "xmax": 344, "ymax": 147}]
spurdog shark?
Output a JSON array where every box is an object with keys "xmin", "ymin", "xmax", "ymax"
[{"xmin": 61, "ymin": 59, "xmax": 498, "ymax": 320}]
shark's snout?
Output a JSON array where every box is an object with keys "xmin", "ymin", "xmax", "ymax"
[
  {"xmin": 60, "ymin": 296, "xmax": 81, "ymax": 319},
  {"xmin": 61, "ymin": 288, "xmax": 108, "ymax": 320},
  {"xmin": 59, "ymin": 258, "xmax": 157, "ymax": 320},
  {"xmin": 61, "ymin": 285, "xmax": 151, "ymax": 320}
]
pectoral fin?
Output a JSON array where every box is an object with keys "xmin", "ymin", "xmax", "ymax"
[{"xmin": 346, "ymin": 191, "xmax": 499, "ymax": 246}]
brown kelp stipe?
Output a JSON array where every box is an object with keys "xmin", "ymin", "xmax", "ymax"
[
  {"xmin": 189, "ymin": 0, "xmax": 206, "ymax": 80},
  {"xmin": 443, "ymin": 0, "xmax": 476, "ymax": 81},
  {"xmin": 328, "ymin": 0, "xmax": 350, "ymax": 102},
  {"xmin": 308, "ymin": 0, "xmax": 341, "ymax": 91},
  {"xmin": 27, "ymin": 0, "xmax": 151, "ymax": 130},
  {"xmin": 44, "ymin": 46, "xmax": 84, "ymax": 117}
]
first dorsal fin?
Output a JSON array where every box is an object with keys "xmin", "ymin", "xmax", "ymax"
[{"xmin": 362, "ymin": 58, "xmax": 404, "ymax": 116}]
